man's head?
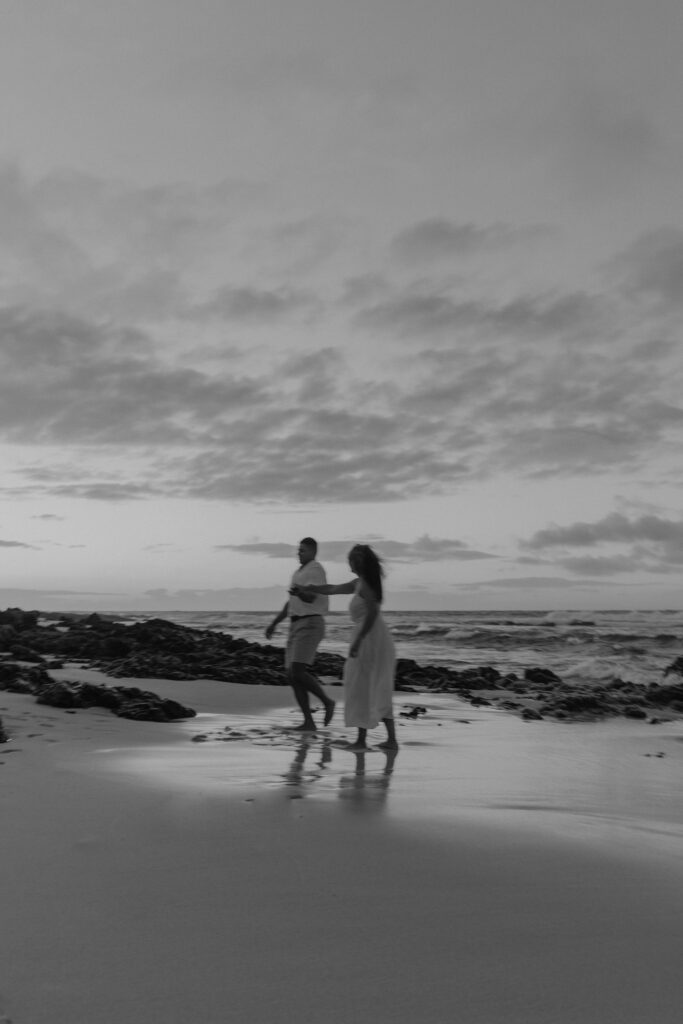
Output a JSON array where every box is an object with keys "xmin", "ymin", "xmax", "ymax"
[{"xmin": 298, "ymin": 537, "xmax": 317, "ymax": 565}]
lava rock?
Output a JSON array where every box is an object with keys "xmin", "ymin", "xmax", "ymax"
[
  {"xmin": 623, "ymin": 704, "xmax": 647, "ymax": 719},
  {"xmin": 524, "ymin": 667, "xmax": 563, "ymax": 685},
  {"xmin": 36, "ymin": 680, "xmax": 82, "ymax": 708}
]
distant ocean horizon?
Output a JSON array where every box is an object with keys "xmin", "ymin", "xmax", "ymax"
[{"xmin": 94, "ymin": 608, "xmax": 683, "ymax": 689}]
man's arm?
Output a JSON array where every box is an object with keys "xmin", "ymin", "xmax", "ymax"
[
  {"xmin": 265, "ymin": 600, "xmax": 290, "ymax": 639},
  {"xmin": 290, "ymin": 561, "xmax": 327, "ymax": 603}
]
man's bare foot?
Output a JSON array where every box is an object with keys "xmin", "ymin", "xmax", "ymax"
[
  {"xmin": 378, "ymin": 741, "xmax": 398, "ymax": 750},
  {"xmin": 323, "ymin": 702, "xmax": 336, "ymax": 726},
  {"xmin": 290, "ymin": 723, "xmax": 317, "ymax": 733}
]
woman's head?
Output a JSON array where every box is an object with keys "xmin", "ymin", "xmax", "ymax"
[{"xmin": 348, "ymin": 544, "xmax": 384, "ymax": 602}]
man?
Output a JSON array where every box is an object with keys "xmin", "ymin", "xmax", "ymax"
[{"xmin": 265, "ymin": 537, "xmax": 335, "ymax": 732}]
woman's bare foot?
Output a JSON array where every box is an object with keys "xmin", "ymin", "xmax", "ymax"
[
  {"xmin": 378, "ymin": 740, "xmax": 398, "ymax": 750},
  {"xmin": 346, "ymin": 741, "xmax": 367, "ymax": 751}
]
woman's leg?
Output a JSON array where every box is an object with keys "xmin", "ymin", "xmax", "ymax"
[
  {"xmin": 379, "ymin": 718, "xmax": 398, "ymax": 750},
  {"xmin": 348, "ymin": 727, "xmax": 367, "ymax": 750}
]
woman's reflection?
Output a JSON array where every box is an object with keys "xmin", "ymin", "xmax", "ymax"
[
  {"xmin": 338, "ymin": 747, "xmax": 398, "ymax": 813},
  {"xmin": 280, "ymin": 735, "xmax": 398, "ymax": 811}
]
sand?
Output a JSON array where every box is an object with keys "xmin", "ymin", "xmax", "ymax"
[{"xmin": 2, "ymin": 669, "xmax": 683, "ymax": 1024}]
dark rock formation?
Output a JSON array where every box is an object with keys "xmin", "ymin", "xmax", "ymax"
[
  {"xmin": 0, "ymin": 645, "xmax": 196, "ymax": 723},
  {"xmin": 524, "ymin": 667, "xmax": 562, "ymax": 685},
  {"xmin": 646, "ymin": 681, "xmax": 683, "ymax": 712},
  {"xmin": 3, "ymin": 607, "xmax": 683, "ymax": 724},
  {"xmin": 36, "ymin": 680, "xmax": 83, "ymax": 708},
  {"xmin": 33, "ymin": 677, "xmax": 196, "ymax": 722},
  {"xmin": 0, "ymin": 608, "xmax": 39, "ymax": 631}
]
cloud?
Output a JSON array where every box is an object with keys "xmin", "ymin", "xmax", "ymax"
[
  {"xmin": 390, "ymin": 219, "xmax": 551, "ymax": 264},
  {"xmin": 522, "ymin": 513, "xmax": 683, "ymax": 551},
  {"xmin": 526, "ymin": 81, "xmax": 662, "ymax": 200},
  {"xmin": 339, "ymin": 274, "xmax": 391, "ymax": 308},
  {"xmin": 216, "ymin": 535, "xmax": 496, "ymax": 563},
  {"xmin": 0, "ymin": 539, "xmax": 37, "ymax": 548},
  {"xmin": 353, "ymin": 286, "xmax": 602, "ymax": 341},
  {"xmin": 565, "ymin": 92, "xmax": 659, "ymax": 184},
  {"xmin": 42, "ymin": 483, "xmax": 160, "ymax": 502},
  {"xmin": 0, "ymin": 306, "xmax": 267, "ymax": 446},
  {"xmin": 611, "ymin": 228, "xmax": 683, "ymax": 309},
  {"xmin": 454, "ymin": 575, "xmax": 610, "ymax": 591},
  {"xmin": 0, "ymin": 164, "xmax": 258, "ymax": 321},
  {"xmin": 556, "ymin": 555, "xmax": 647, "ymax": 576},
  {"xmin": 191, "ymin": 284, "xmax": 321, "ymax": 323},
  {"xmin": 0, "ymin": 587, "xmax": 120, "ymax": 610},
  {"xmin": 1, "ymin": 164, "xmax": 682, "ymax": 507},
  {"xmin": 176, "ymin": 429, "xmax": 473, "ymax": 503},
  {"xmin": 1, "ymin": 288, "xmax": 679, "ymax": 502},
  {"xmin": 520, "ymin": 513, "xmax": 683, "ymax": 576}
]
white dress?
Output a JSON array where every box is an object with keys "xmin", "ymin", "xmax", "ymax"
[{"xmin": 343, "ymin": 583, "xmax": 396, "ymax": 729}]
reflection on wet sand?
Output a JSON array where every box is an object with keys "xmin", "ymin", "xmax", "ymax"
[
  {"xmin": 338, "ymin": 748, "xmax": 398, "ymax": 813},
  {"xmin": 281, "ymin": 735, "xmax": 333, "ymax": 795},
  {"xmin": 97, "ymin": 710, "xmax": 406, "ymax": 810},
  {"xmin": 280, "ymin": 734, "xmax": 399, "ymax": 812}
]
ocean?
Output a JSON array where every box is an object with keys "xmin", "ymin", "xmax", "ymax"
[{"xmin": 111, "ymin": 608, "xmax": 683, "ymax": 688}]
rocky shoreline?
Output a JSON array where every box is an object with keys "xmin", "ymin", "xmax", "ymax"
[{"xmin": 2, "ymin": 607, "xmax": 683, "ymax": 739}]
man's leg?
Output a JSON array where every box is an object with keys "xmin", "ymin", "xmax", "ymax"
[
  {"xmin": 290, "ymin": 662, "xmax": 335, "ymax": 730},
  {"xmin": 288, "ymin": 664, "xmax": 316, "ymax": 731}
]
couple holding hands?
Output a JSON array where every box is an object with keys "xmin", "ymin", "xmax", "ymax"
[{"xmin": 265, "ymin": 538, "xmax": 398, "ymax": 751}]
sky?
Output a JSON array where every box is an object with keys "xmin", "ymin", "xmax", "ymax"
[{"xmin": 1, "ymin": 0, "xmax": 683, "ymax": 611}]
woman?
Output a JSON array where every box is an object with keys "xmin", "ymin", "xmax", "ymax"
[{"xmin": 294, "ymin": 544, "xmax": 397, "ymax": 750}]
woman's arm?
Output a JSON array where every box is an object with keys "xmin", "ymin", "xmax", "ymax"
[
  {"xmin": 349, "ymin": 581, "xmax": 379, "ymax": 656},
  {"xmin": 295, "ymin": 579, "xmax": 356, "ymax": 596}
]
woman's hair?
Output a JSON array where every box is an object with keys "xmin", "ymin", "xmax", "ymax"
[{"xmin": 349, "ymin": 544, "xmax": 385, "ymax": 603}]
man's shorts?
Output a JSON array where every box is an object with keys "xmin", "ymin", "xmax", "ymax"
[{"xmin": 285, "ymin": 615, "xmax": 325, "ymax": 669}]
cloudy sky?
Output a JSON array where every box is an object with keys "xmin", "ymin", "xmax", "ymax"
[{"xmin": 1, "ymin": 0, "xmax": 682, "ymax": 611}]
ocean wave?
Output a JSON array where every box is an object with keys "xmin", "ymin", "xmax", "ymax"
[
  {"xmin": 390, "ymin": 623, "xmax": 452, "ymax": 638},
  {"xmin": 153, "ymin": 607, "xmax": 682, "ymax": 685}
]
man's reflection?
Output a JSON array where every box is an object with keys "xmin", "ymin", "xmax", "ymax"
[
  {"xmin": 281, "ymin": 734, "xmax": 332, "ymax": 796},
  {"xmin": 280, "ymin": 735, "xmax": 398, "ymax": 811}
]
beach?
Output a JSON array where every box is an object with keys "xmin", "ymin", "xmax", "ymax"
[{"xmin": 2, "ymin": 669, "xmax": 683, "ymax": 1024}]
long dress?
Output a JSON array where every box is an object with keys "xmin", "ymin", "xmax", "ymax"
[{"xmin": 343, "ymin": 582, "xmax": 396, "ymax": 729}]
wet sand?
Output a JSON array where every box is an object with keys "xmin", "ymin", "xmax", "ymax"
[{"xmin": 2, "ymin": 670, "xmax": 683, "ymax": 1023}]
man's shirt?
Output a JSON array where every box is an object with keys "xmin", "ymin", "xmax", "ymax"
[{"xmin": 288, "ymin": 560, "xmax": 329, "ymax": 617}]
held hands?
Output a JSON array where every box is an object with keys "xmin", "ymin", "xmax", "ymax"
[{"xmin": 349, "ymin": 639, "xmax": 361, "ymax": 658}]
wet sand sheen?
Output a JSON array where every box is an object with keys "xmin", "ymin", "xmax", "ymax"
[{"xmin": 2, "ymin": 674, "xmax": 683, "ymax": 1023}]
